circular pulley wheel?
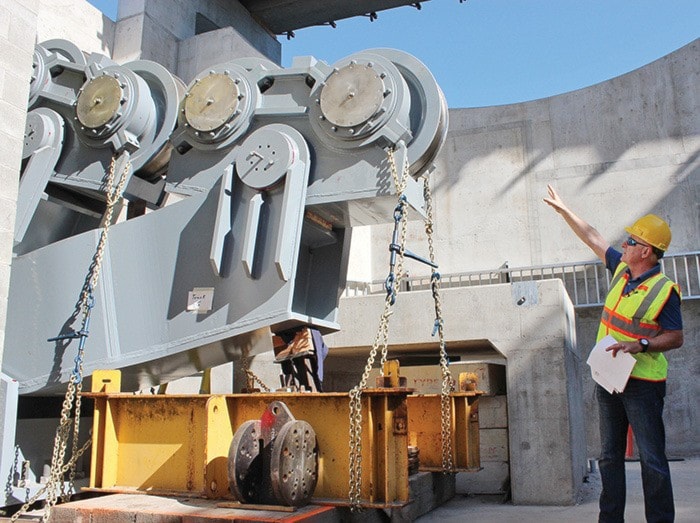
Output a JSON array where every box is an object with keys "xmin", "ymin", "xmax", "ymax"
[
  {"xmin": 76, "ymin": 75, "xmax": 123, "ymax": 129},
  {"xmin": 235, "ymin": 126, "xmax": 297, "ymax": 190},
  {"xmin": 320, "ymin": 63, "xmax": 384, "ymax": 128},
  {"xmin": 269, "ymin": 419, "xmax": 318, "ymax": 506},
  {"xmin": 228, "ymin": 420, "xmax": 263, "ymax": 503},
  {"xmin": 184, "ymin": 73, "xmax": 240, "ymax": 132}
]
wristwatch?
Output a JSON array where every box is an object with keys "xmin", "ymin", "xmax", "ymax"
[{"xmin": 638, "ymin": 338, "xmax": 650, "ymax": 352}]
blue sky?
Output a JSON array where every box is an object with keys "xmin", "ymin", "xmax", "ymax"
[{"xmin": 87, "ymin": 0, "xmax": 699, "ymax": 108}]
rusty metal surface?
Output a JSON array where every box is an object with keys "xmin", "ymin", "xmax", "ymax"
[
  {"xmin": 88, "ymin": 389, "xmax": 413, "ymax": 507},
  {"xmin": 228, "ymin": 419, "xmax": 262, "ymax": 502},
  {"xmin": 88, "ymin": 369, "xmax": 480, "ymax": 507},
  {"xmin": 406, "ymin": 393, "xmax": 481, "ymax": 471},
  {"xmin": 269, "ymin": 419, "xmax": 318, "ymax": 505}
]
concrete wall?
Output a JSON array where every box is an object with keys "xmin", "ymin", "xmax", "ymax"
[
  {"xmin": 367, "ymin": 39, "xmax": 699, "ymax": 277},
  {"xmin": 0, "ymin": 2, "xmax": 34, "ymax": 372}
]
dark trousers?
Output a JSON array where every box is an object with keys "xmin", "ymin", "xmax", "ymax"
[{"xmin": 596, "ymin": 380, "xmax": 674, "ymax": 523}]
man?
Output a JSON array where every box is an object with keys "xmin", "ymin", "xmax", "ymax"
[{"xmin": 544, "ymin": 184, "xmax": 683, "ymax": 523}]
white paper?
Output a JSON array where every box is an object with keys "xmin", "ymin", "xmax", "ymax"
[
  {"xmin": 586, "ymin": 335, "xmax": 637, "ymax": 394},
  {"xmin": 187, "ymin": 287, "xmax": 214, "ymax": 314}
]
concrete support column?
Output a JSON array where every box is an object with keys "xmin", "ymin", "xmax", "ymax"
[
  {"xmin": 324, "ymin": 280, "xmax": 587, "ymax": 505},
  {"xmin": 0, "ymin": 0, "xmax": 40, "ymax": 495},
  {"xmin": 0, "ymin": 0, "xmax": 37, "ymax": 380},
  {"xmin": 114, "ymin": 0, "xmax": 281, "ymax": 71}
]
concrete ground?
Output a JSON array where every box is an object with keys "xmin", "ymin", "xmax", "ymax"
[
  {"xmin": 4, "ymin": 460, "xmax": 697, "ymax": 522},
  {"xmin": 417, "ymin": 459, "xmax": 700, "ymax": 522}
]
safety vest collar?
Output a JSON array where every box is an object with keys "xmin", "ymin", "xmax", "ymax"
[{"xmin": 610, "ymin": 261, "xmax": 662, "ymax": 295}]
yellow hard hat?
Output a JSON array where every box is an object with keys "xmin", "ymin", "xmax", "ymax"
[{"xmin": 625, "ymin": 214, "xmax": 672, "ymax": 251}]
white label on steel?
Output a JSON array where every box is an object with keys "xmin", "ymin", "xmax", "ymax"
[{"xmin": 187, "ymin": 287, "xmax": 215, "ymax": 313}]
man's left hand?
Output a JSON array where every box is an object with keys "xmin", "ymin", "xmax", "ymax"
[{"xmin": 606, "ymin": 341, "xmax": 643, "ymax": 357}]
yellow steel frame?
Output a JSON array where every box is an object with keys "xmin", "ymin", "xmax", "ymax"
[
  {"xmin": 407, "ymin": 394, "xmax": 480, "ymax": 471},
  {"xmin": 88, "ymin": 370, "xmax": 480, "ymax": 507}
]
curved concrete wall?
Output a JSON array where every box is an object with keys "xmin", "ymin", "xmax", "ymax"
[{"xmin": 364, "ymin": 39, "xmax": 699, "ymax": 277}]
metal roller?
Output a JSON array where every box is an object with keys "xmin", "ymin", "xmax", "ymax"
[
  {"xmin": 227, "ymin": 420, "xmax": 263, "ymax": 503},
  {"xmin": 361, "ymin": 49, "xmax": 449, "ymax": 178},
  {"xmin": 15, "ymin": 41, "xmax": 185, "ymax": 255},
  {"xmin": 269, "ymin": 418, "xmax": 318, "ymax": 506},
  {"xmin": 305, "ymin": 48, "xmax": 448, "ymax": 178},
  {"xmin": 228, "ymin": 401, "xmax": 318, "ymax": 507},
  {"xmin": 309, "ymin": 51, "xmax": 412, "ymax": 149},
  {"xmin": 29, "ymin": 39, "xmax": 87, "ymax": 109},
  {"xmin": 172, "ymin": 62, "xmax": 261, "ymax": 151},
  {"xmin": 75, "ymin": 67, "xmax": 155, "ymax": 149},
  {"xmin": 119, "ymin": 60, "xmax": 187, "ymax": 178},
  {"xmin": 74, "ymin": 60, "xmax": 185, "ymax": 178}
]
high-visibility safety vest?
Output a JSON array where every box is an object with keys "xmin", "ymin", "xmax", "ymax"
[{"xmin": 596, "ymin": 262, "xmax": 681, "ymax": 381}]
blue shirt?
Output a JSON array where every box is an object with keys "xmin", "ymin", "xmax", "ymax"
[{"xmin": 605, "ymin": 247, "xmax": 683, "ymax": 330}]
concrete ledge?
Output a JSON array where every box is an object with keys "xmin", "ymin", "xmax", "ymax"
[{"xmin": 326, "ymin": 280, "xmax": 586, "ymax": 505}]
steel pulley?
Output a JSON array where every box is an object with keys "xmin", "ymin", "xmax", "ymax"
[{"xmin": 228, "ymin": 401, "xmax": 318, "ymax": 507}]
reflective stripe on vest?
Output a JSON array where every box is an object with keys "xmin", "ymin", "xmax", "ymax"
[{"xmin": 597, "ymin": 263, "xmax": 680, "ymax": 381}]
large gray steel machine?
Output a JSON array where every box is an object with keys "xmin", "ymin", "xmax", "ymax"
[{"xmin": 6, "ymin": 39, "xmax": 447, "ymax": 397}]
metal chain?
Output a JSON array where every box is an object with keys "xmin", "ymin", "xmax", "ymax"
[
  {"xmin": 240, "ymin": 346, "xmax": 271, "ymax": 393},
  {"xmin": 244, "ymin": 369, "xmax": 271, "ymax": 393},
  {"xmin": 10, "ymin": 153, "xmax": 130, "ymax": 522},
  {"xmin": 4, "ymin": 445, "xmax": 18, "ymax": 502},
  {"xmin": 22, "ymin": 462, "xmax": 30, "ymax": 504},
  {"xmin": 245, "ymin": 369, "xmax": 270, "ymax": 392},
  {"xmin": 9, "ymin": 438, "xmax": 93, "ymax": 522},
  {"xmin": 423, "ymin": 176, "xmax": 455, "ymax": 472},
  {"xmin": 348, "ymin": 147, "xmax": 410, "ymax": 510}
]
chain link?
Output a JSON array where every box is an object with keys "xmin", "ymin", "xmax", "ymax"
[
  {"xmin": 9, "ymin": 438, "xmax": 92, "ymax": 522},
  {"xmin": 423, "ymin": 176, "xmax": 455, "ymax": 472},
  {"xmin": 243, "ymin": 369, "xmax": 271, "ymax": 393},
  {"xmin": 4, "ymin": 445, "xmax": 17, "ymax": 501},
  {"xmin": 10, "ymin": 153, "xmax": 130, "ymax": 522},
  {"xmin": 347, "ymin": 150, "xmax": 456, "ymax": 509},
  {"xmin": 238, "ymin": 342, "xmax": 271, "ymax": 392},
  {"xmin": 348, "ymin": 147, "xmax": 410, "ymax": 510}
]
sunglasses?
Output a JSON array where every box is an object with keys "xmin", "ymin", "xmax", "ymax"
[{"xmin": 625, "ymin": 236, "xmax": 650, "ymax": 248}]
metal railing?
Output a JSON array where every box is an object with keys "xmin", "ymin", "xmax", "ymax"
[{"xmin": 343, "ymin": 251, "xmax": 700, "ymax": 308}]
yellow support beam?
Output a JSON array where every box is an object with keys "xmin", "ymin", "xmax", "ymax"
[{"xmin": 87, "ymin": 370, "xmax": 480, "ymax": 507}]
